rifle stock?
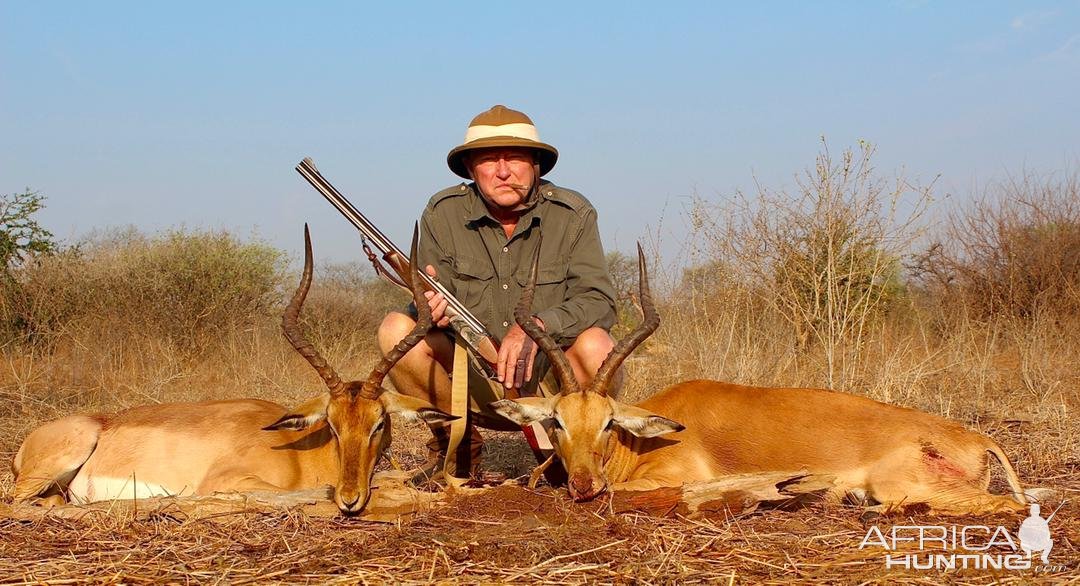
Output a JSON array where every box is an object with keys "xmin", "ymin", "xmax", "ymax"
[{"xmin": 295, "ymin": 158, "xmax": 500, "ymax": 376}]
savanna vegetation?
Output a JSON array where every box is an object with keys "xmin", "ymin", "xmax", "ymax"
[{"xmin": 1, "ymin": 147, "xmax": 1077, "ymax": 582}]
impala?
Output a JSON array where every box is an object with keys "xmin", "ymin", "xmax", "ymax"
[
  {"xmin": 492, "ymin": 245, "xmax": 1029, "ymax": 515},
  {"xmin": 12, "ymin": 226, "xmax": 454, "ymax": 515}
]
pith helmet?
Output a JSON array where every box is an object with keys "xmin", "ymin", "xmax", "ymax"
[{"xmin": 447, "ymin": 105, "xmax": 559, "ymax": 179}]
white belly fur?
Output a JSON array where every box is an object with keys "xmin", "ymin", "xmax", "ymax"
[{"xmin": 68, "ymin": 472, "xmax": 193, "ymax": 504}]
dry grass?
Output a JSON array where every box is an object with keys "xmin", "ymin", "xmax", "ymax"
[
  {"xmin": 2, "ymin": 158, "xmax": 1079, "ymax": 583},
  {"xmin": 1, "ymin": 485, "xmax": 1077, "ymax": 584}
]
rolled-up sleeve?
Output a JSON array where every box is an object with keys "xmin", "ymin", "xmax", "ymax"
[{"xmin": 534, "ymin": 207, "xmax": 616, "ymax": 344}]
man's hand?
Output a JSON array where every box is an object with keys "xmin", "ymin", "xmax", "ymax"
[
  {"xmin": 423, "ymin": 265, "xmax": 451, "ymax": 328},
  {"xmin": 498, "ymin": 318, "xmax": 544, "ymax": 391}
]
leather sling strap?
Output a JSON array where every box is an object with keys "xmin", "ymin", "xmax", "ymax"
[{"xmin": 443, "ymin": 337, "xmax": 471, "ymax": 486}]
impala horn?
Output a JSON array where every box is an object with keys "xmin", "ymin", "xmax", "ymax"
[
  {"xmin": 360, "ymin": 222, "xmax": 432, "ymax": 398},
  {"xmin": 587, "ymin": 243, "xmax": 658, "ymax": 396},
  {"xmin": 282, "ymin": 224, "xmax": 346, "ymax": 396},
  {"xmin": 514, "ymin": 237, "xmax": 580, "ymax": 394}
]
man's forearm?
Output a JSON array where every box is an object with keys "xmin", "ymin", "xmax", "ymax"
[
  {"xmin": 535, "ymin": 290, "xmax": 616, "ymax": 343},
  {"xmin": 536, "ymin": 209, "xmax": 618, "ymax": 342}
]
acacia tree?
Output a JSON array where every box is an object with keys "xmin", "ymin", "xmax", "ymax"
[{"xmin": 1, "ymin": 189, "xmax": 55, "ymax": 274}]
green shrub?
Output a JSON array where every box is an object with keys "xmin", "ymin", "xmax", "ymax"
[
  {"xmin": 120, "ymin": 229, "xmax": 285, "ymax": 349},
  {"xmin": 0, "ymin": 189, "xmax": 55, "ymax": 274}
]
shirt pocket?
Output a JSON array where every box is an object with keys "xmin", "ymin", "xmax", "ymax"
[
  {"xmin": 515, "ymin": 261, "xmax": 569, "ymax": 311},
  {"xmin": 451, "ymin": 255, "xmax": 495, "ymax": 310}
]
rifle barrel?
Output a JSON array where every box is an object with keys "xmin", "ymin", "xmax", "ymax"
[
  {"xmin": 295, "ymin": 158, "xmax": 493, "ymax": 339},
  {"xmin": 1045, "ymin": 499, "xmax": 1066, "ymax": 522},
  {"xmin": 296, "ymin": 158, "xmax": 397, "ymax": 254}
]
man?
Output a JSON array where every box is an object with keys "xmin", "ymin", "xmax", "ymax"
[{"xmin": 377, "ymin": 105, "xmax": 619, "ymax": 477}]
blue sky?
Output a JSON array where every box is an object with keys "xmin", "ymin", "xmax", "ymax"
[{"xmin": 2, "ymin": 1, "xmax": 1078, "ymax": 263}]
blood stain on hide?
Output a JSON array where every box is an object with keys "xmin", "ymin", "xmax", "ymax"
[{"xmin": 920, "ymin": 440, "xmax": 966, "ymax": 478}]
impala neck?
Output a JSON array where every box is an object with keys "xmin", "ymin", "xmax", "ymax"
[{"xmin": 601, "ymin": 429, "xmax": 644, "ymax": 485}]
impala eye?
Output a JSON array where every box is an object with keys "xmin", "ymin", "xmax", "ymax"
[
  {"xmin": 550, "ymin": 418, "xmax": 564, "ymax": 431},
  {"xmin": 603, "ymin": 420, "xmax": 614, "ymax": 432}
]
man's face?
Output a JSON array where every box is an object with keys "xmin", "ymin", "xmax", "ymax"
[{"xmin": 467, "ymin": 147, "xmax": 536, "ymax": 211}]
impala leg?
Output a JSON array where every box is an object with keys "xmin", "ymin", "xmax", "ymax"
[
  {"xmin": 13, "ymin": 473, "xmax": 73, "ymax": 504},
  {"xmin": 610, "ymin": 478, "xmax": 672, "ymax": 492},
  {"xmin": 13, "ymin": 414, "xmax": 101, "ymax": 504},
  {"xmin": 528, "ymin": 454, "xmax": 556, "ymax": 489},
  {"xmin": 867, "ymin": 481, "xmax": 1026, "ymax": 516},
  {"xmin": 199, "ymin": 474, "xmax": 287, "ymax": 495}
]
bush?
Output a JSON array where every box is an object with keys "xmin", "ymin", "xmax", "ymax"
[
  {"xmin": 689, "ymin": 140, "xmax": 932, "ymax": 387},
  {"xmin": 914, "ymin": 171, "xmax": 1080, "ymax": 322},
  {"xmin": 292, "ymin": 260, "xmax": 405, "ymax": 368},
  {"xmin": 121, "ymin": 229, "xmax": 285, "ymax": 349},
  {"xmin": 0, "ymin": 246, "xmax": 89, "ymax": 347},
  {"xmin": 2, "ymin": 228, "xmax": 287, "ymax": 355},
  {"xmin": 0, "ymin": 189, "xmax": 55, "ymax": 274},
  {"xmin": 604, "ymin": 250, "xmax": 645, "ymax": 337}
]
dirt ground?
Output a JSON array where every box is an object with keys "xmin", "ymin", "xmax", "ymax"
[{"xmin": 1, "ymin": 427, "xmax": 1077, "ymax": 585}]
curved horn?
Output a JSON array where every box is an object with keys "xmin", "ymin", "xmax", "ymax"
[
  {"xmin": 515, "ymin": 237, "xmax": 579, "ymax": 394},
  {"xmin": 362, "ymin": 222, "xmax": 432, "ymax": 397},
  {"xmin": 283, "ymin": 224, "xmax": 345, "ymax": 395},
  {"xmin": 587, "ymin": 243, "xmax": 658, "ymax": 395}
]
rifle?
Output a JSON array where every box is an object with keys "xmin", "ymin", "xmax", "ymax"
[
  {"xmin": 295, "ymin": 157, "xmax": 500, "ymax": 379},
  {"xmin": 1045, "ymin": 499, "xmax": 1066, "ymax": 523}
]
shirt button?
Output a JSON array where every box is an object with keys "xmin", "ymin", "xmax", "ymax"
[
  {"xmin": 502, "ymin": 283, "xmax": 509, "ymax": 290},
  {"xmin": 503, "ymin": 321, "xmax": 509, "ymax": 327},
  {"xmin": 459, "ymin": 185, "xmax": 466, "ymax": 191},
  {"xmin": 546, "ymin": 191, "xmax": 553, "ymax": 196},
  {"xmin": 502, "ymin": 247, "xmax": 509, "ymax": 253}
]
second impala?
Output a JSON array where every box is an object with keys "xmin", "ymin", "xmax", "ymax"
[{"xmin": 493, "ymin": 245, "xmax": 1028, "ymax": 515}]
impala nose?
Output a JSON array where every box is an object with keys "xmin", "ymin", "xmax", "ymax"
[
  {"xmin": 338, "ymin": 492, "xmax": 366, "ymax": 515},
  {"xmin": 569, "ymin": 472, "xmax": 604, "ymax": 501}
]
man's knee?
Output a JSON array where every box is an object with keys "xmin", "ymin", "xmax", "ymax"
[
  {"xmin": 379, "ymin": 312, "xmax": 456, "ymax": 370},
  {"xmin": 566, "ymin": 327, "xmax": 615, "ymax": 363},
  {"xmin": 565, "ymin": 327, "xmax": 622, "ymax": 396},
  {"xmin": 378, "ymin": 311, "xmax": 417, "ymax": 354}
]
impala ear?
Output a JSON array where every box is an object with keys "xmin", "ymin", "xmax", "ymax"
[
  {"xmin": 489, "ymin": 397, "xmax": 556, "ymax": 426},
  {"xmin": 611, "ymin": 403, "xmax": 685, "ymax": 438},
  {"xmin": 263, "ymin": 393, "xmax": 330, "ymax": 431},
  {"xmin": 381, "ymin": 391, "xmax": 459, "ymax": 426}
]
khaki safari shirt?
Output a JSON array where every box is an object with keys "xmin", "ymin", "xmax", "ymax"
[{"xmin": 418, "ymin": 180, "xmax": 616, "ymax": 345}]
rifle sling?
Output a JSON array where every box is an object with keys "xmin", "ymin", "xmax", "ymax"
[
  {"xmin": 443, "ymin": 337, "xmax": 471, "ymax": 485},
  {"xmin": 362, "ymin": 239, "xmax": 409, "ymax": 291}
]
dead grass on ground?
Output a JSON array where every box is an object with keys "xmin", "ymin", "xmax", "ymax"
[{"xmin": 1, "ymin": 483, "xmax": 1077, "ymax": 584}]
